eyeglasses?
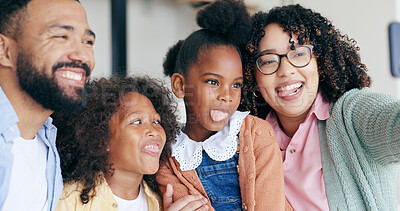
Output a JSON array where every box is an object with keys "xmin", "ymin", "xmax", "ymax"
[{"xmin": 255, "ymin": 45, "xmax": 314, "ymax": 75}]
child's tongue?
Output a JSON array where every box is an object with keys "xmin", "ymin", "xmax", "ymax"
[{"xmin": 210, "ymin": 110, "xmax": 228, "ymax": 122}]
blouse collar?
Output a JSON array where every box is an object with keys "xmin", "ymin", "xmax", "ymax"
[{"xmin": 172, "ymin": 111, "xmax": 249, "ymax": 171}]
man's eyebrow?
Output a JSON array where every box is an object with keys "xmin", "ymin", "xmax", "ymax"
[
  {"xmin": 86, "ymin": 29, "xmax": 96, "ymax": 39},
  {"xmin": 48, "ymin": 24, "xmax": 96, "ymax": 39},
  {"xmin": 48, "ymin": 24, "xmax": 73, "ymax": 32}
]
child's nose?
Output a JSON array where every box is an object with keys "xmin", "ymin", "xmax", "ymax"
[
  {"xmin": 146, "ymin": 124, "xmax": 161, "ymax": 137},
  {"xmin": 217, "ymin": 86, "xmax": 233, "ymax": 103}
]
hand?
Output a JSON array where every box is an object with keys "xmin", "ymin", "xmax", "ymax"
[{"xmin": 163, "ymin": 184, "xmax": 209, "ymax": 211}]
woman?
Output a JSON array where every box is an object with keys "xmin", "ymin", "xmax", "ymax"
[{"xmin": 241, "ymin": 4, "xmax": 400, "ymax": 211}]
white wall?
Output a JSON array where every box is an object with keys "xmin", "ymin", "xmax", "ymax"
[
  {"xmin": 397, "ymin": 0, "xmax": 400, "ymax": 96},
  {"xmin": 80, "ymin": 0, "xmax": 111, "ymax": 78}
]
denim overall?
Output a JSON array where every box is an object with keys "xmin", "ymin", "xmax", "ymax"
[{"xmin": 195, "ymin": 149, "xmax": 242, "ymax": 211}]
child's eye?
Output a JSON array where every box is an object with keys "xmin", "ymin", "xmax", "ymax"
[
  {"xmin": 153, "ymin": 120, "xmax": 161, "ymax": 125},
  {"xmin": 206, "ymin": 80, "xmax": 218, "ymax": 86},
  {"xmin": 131, "ymin": 120, "xmax": 141, "ymax": 125},
  {"xmin": 232, "ymin": 83, "xmax": 243, "ymax": 88}
]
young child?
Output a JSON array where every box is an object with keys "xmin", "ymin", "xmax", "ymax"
[
  {"xmin": 241, "ymin": 4, "xmax": 400, "ymax": 211},
  {"xmin": 156, "ymin": 1, "xmax": 291, "ymax": 210},
  {"xmin": 54, "ymin": 77, "xmax": 209, "ymax": 211}
]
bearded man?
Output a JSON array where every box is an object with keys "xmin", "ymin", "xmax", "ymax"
[{"xmin": 0, "ymin": 0, "xmax": 96, "ymax": 210}]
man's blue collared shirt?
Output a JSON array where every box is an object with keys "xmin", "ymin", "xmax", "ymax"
[{"xmin": 0, "ymin": 86, "xmax": 62, "ymax": 211}]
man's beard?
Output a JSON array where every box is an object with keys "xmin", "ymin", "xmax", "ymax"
[{"xmin": 16, "ymin": 51, "xmax": 90, "ymax": 113}]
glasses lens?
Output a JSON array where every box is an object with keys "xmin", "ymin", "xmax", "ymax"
[
  {"xmin": 287, "ymin": 46, "xmax": 311, "ymax": 67},
  {"xmin": 256, "ymin": 54, "xmax": 279, "ymax": 74}
]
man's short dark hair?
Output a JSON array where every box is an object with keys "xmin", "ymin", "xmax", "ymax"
[
  {"xmin": 0, "ymin": 0, "xmax": 31, "ymax": 38},
  {"xmin": 0, "ymin": 0, "xmax": 81, "ymax": 38}
]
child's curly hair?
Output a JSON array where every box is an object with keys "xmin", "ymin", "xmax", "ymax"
[
  {"xmin": 53, "ymin": 76, "xmax": 179, "ymax": 204},
  {"xmin": 239, "ymin": 4, "xmax": 371, "ymax": 118}
]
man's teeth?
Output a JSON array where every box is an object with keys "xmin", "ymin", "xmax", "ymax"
[
  {"xmin": 277, "ymin": 83, "xmax": 302, "ymax": 91},
  {"xmin": 61, "ymin": 72, "xmax": 83, "ymax": 81}
]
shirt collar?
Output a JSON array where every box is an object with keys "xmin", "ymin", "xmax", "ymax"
[
  {"xmin": 0, "ymin": 86, "xmax": 20, "ymax": 134},
  {"xmin": 0, "ymin": 86, "xmax": 56, "ymax": 144},
  {"xmin": 308, "ymin": 92, "xmax": 330, "ymax": 121},
  {"xmin": 172, "ymin": 111, "xmax": 249, "ymax": 171}
]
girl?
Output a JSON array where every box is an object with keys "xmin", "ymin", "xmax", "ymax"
[
  {"xmin": 54, "ymin": 77, "xmax": 209, "ymax": 211},
  {"xmin": 156, "ymin": 0, "xmax": 291, "ymax": 210},
  {"xmin": 242, "ymin": 4, "xmax": 400, "ymax": 211}
]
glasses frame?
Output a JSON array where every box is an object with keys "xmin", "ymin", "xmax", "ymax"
[{"xmin": 255, "ymin": 45, "xmax": 314, "ymax": 75}]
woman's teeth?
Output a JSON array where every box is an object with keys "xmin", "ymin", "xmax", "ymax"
[
  {"xmin": 277, "ymin": 83, "xmax": 302, "ymax": 92},
  {"xmin": 276, "ymin": 83, "xmax": 303, "ymax": 97}
]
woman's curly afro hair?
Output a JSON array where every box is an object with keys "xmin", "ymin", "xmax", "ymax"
[
  {"xmin": 239, "ymin": 4, "xmax": 371, "ymax": 118},
  {"xmin": 52, "ymin": 76, "xmax": 179, "ymax": 204}
]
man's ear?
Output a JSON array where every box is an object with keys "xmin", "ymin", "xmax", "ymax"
[
  {"xmin": 0, "ymin": 34, "xmax": 17, "ymax": 68},
  {"xmin": 171, "ymin": 73, "xmax": 185, "ymax": 99}
]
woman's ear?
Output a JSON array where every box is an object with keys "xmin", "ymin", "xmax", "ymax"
[
  {"xmin": 171, "ymin": 73, "xmax": 185, "ymax": 99},
  {"xmin": 0, "ymin": 34, "xmax": 17, "ymax": 69}
]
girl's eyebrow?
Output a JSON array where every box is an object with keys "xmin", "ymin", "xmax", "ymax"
[
  {"xmin": 125, "ymin": 112, "xmax": 161, "ymax": 120},
  {"xmin": 125, "ymin": 112, "xmax": 140, "ymax": 120},
  {"xmin": 201, "ymin": 72, "xmax": 243, "ymax": 81},
  {"xmin": 201, "ymin": 72, "xmax": 222, "ymax": 78}
]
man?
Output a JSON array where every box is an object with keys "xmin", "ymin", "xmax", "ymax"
[{"xmin": 0, "ymin": 0, "xmax": 95, "ymax": 210}]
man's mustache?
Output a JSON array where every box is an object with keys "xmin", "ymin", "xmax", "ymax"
[{"xmin": 52, "ymin": 62, "xmax": 91, "ymax": 77}]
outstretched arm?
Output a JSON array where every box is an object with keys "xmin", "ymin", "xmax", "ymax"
[{"xmin": 329, "ymin": 88, "xmax": 400, "ymax": 164}]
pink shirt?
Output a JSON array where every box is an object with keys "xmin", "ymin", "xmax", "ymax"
[{"xmin": 266, "ymin": 93, "xmax": 331, "ymax": 211}]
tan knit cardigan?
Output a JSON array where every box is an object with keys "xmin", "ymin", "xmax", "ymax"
[{"xmin": 156, "ymin": 115, "xmax": 292, "ymax": 211}]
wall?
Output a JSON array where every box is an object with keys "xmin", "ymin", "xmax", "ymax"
[{"xmin": 397, "ymin": 0, "xmax": 400, "ymax": 95}]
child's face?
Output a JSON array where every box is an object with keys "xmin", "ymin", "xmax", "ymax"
[
  {"xmin": 108, "ymin": 92, "xmax": 166, "ymax": 176},
  {"xmin": 255, "ymin": 23, "xmax": 319, "ymax": 122},
  {"xmin": 184, "ymin": 46, "xmax": 243, "ymax": 137}
]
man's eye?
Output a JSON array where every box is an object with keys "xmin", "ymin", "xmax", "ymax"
[
  {"xmin": 83, "ymin": 39, "xmax": 95, "ymax": 46},
  {"xmin": 54, "ymin": 35, "xmax": 68, "ymax": 39}
]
